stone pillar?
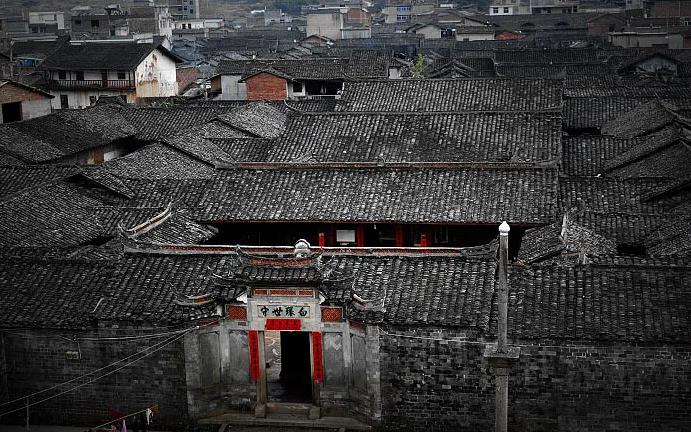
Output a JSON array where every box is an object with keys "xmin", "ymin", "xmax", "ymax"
[{"xmin": 484, "ymin": 221, "xmax": 519, "ymax": 432}]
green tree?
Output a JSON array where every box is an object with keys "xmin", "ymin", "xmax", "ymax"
[{"xmin": 412, "ymin": 53, "xmax": 425, "ymax": 79}]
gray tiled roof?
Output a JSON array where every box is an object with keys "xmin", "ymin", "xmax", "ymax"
[
  {"xmin": 2, "ymin": 251, "xmax": 690, "ymax": 343},
  {"xmin": 198, "ymin": 166, "xmax": 558, "ymax": 224},
  {"xmin": 559, "ymin": 177, "xmax": 671, "ymax": 214},
  {"xmin": 645, "ymin": 214, "xmax": 691, "ymax": 258},
  {"xmin": 0, "ymin": 166, "xmax": 81, "ymax": 199},
  {"xmin": 3, "ymin": 105, "xmax": 136, "ymax": 159},
  {"xmin": 40, "ymin": 42, "xmax": 176, "ymax": 71},
  {"xmin": 215, "ymin": 57, "xmax": 388, "ymax": 80},
  {"xmin": 337, "ymin": 79, "xmax": 562, "ymax": 112},
  {"xmin": 563, "ymin": 97, "xmax": 651, "ymax": 131},
  {"xmin": 570, "ymin": 211, "xmax": 673, "ymax": 246},
  {"xmin": 494, "ymin": 48, "xmax": 601, "ymax": 65},
  {"xmin": 89, "ymin": 144, "xmax": 216, "ymax": 181},
  {"xmin": 265, "ymin": 112, "xmax": 561, "ymax": 163},
  {"xmin": 508, "ymin": 261, "xmax": 691, "ymax": 342},
  {"xmin": 496, "ymin": 63, "xmax": 613, "ymax": 78},
  {"xmin": 518, "ymin": 217, "xmax": 617, "ymax": 264},
  {"xmin": 216, "ymin": 102, "xmax": 287, "ymax": 139},
  {"xmin": 561, "ymin": 136, "xmax": 640, "ymax": 176},
  {"xmin": 0, "ymin": 183, "xmax": 105, "ymax": 248},
  {"xmin": 122, "ymin": 106, "xmax": 238, "ymax": 140},
  {"xmin": 601, "ymin": 100, "xmax": 677, "ymax": 138}
]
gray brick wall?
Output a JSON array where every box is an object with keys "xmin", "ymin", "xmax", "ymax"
[
  {"xmin": 0, "ymin": 327, "xmax": 189, "ymax": 429},
  {"xmin": 379, "ymin": 326, "xmax": 691, "ymax": 432}
]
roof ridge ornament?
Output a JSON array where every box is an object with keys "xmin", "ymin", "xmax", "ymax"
[{"xmin": 294, "ymin": 239, "xmax": 311, "ymax": 257}]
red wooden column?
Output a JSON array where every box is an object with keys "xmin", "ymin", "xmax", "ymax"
[
  {"xmin": 248, "ymin": 330, "xmax": 260, "ymax": 382},
  {"xmin": 326, "ymin": 226, "xmax": 335, "ymax": 246},
  {"xmin": 312, "ymin": 332, "xmax": 324, "ymax": 383},
  {"xmin": 394, "ymin": 225, "xmax": 404, "ymax": 247},
  {"xmin": 355, "ymin": 225, "xmax": 365, "ymax": 247},
  {"xmin": 311, "ymin": 331, "xmax": 324, "ymax": 412}
]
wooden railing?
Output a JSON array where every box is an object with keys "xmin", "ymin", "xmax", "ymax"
[{"xmin": 46, "ymin": 79, "xmax": 135, "ymax": 90}]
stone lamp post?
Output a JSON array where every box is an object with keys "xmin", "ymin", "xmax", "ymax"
[{"xmin": 484, "ymin": 221, "xmax": 520, "ymax": 432}]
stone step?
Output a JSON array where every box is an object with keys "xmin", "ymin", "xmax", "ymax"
[
  {"xmin": 266, "ymin": 402, "xmax": 314, "ymax": 416},
  {"xmin": 199, "ymin": 412, "xmax": 371, "ymax": 431}
]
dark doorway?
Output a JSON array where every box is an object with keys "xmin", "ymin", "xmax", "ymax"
[
  {"xmin": 1, "ymin": 102, "xmax": 22, "ymax": 123},
  {"xmin": 265, "ymin": 331, "xmax": 312, "ymax": 402}
]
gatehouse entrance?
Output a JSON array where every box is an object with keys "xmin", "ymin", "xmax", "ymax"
[{"xmin": 265, "ymin": 330, "xmax": 312, "ymax": 402}]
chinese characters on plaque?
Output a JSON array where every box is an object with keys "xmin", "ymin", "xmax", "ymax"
[{"xmin": 257, "ymin": 304, "xmax": 310, "ymax": 318}]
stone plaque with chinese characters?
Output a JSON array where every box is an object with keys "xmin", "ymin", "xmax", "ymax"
[{"xmin": 257, "ymin": 304, "xmax": 310, "ymax": 318}]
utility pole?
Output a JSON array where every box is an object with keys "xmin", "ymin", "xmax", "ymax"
[{"xmin": 484, "ymin": 221, "xmax": 520, "ymax": 432}]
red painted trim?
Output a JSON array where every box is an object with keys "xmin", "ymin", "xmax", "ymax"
[
  {"xmin": 318, "ymin": 232, "xmax": 325, "ymax": 247},
  {"xmin": 248, "ymin": 330, "xmax": 260, "ymax": 381},
  {"xmin": 265, "ymin": 318, "xmax": 302, "ymax": 330},
  {"xmin": 312, "ymin": 332, "xmax": 324, "ymax": 383}
]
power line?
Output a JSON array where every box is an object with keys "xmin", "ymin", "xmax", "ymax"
[
  {"xmin": 2, "ymin": 327, "xmax": 191, "ymax": 342},
  {"xmin": 0, "ymin": 332, "xmax": 186, "ymax": 419},
  {"xmin": 0, "ymin": 331, "xmax": 184, "ymax": 408},
  {"xmin": 0, "ymin": 320, "xmax": 219, "ymax": 410}
]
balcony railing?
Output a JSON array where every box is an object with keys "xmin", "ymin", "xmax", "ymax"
[{"xmin": 46, "ymin": 79, "xmax": 135, "ymax": 90}]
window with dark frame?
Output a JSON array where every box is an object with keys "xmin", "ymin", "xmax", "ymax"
[
  {"xmin": 117, "ymin": 71, "xmax": 126, "ymax": 80},
  {"xmin": 60, "ymin": 94, "xmax": 69, "ymax": 109},
  {"xmin": 58, "ymin": 70, "xmax": 66, "ymax": 80},
  {"xmin": 76, "ymin": 71, "xmax": 84, "ymax": 81}
]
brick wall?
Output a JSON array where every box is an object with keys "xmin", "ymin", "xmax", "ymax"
[
  {"xmin": 0, "ymin": 327, "xmax": 189, "ymax": 429},
  {"xmin": 245, "ymin": 73, "xmax": 287, "ymax": 101},
  {"xmin": 176, "ymin": 66, "xmax": 198, "ymax": 93},
  {"xmin": 379, "ymin": 326, "xmax": 691, "ymax": 432},
  {"xmin": 0, "ymin": 83, "xmax": 49, "ymax": 104}
]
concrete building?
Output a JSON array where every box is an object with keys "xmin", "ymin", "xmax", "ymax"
[
  {"xmin": 609, "ymin": 27, "xmax": 685, "ymax": 48},
  {"xmin": 489, "ymin": 0, "xmax": 580, "ymax": 15},
  {"xmin": 169, "ymin": 0, "xmax": 200, "ymax": 20},
  {"xmin": 0, "ymin": 79, "xmax": 53, "ymax": 123},
  {"xmin": 28, "ymin": 12, "xmax": 65, "ymax": 35},
  {"xmin": 210, "ymin": 57, "xmax": 397, "ymax": 101},
  {"xmin": 307, "ymin": 10, "xmax": 372, "ymax": 40},
  {"xmin": 381, "ymin": 0, "xmax": 437, "ymax": 24},
  {"xmin": 70, "ymin": 9, "xmax": 129, "ymax": 39},
  {"xmin": 407, "ymin": 19, "xmax": 493, "ymax": 40},
  {"xmin": 40, "ymin": 41, "xmax": 181, "ymax": 109},
  {"xmin": 70, "ymin": 4, "xmax": 173, "ymax": 40},
  {"xmin": 174, "ymin": 18, "xmax": 224, "ymax": 30}
]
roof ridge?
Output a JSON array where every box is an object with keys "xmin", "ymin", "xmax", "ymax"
[
  {"xmin": 216, "ymin": 161, "xmax": 559, "ymax": 170},
  {"xmin": 291, "ymin": 110, "xmax": 563, "ymax": 115}
]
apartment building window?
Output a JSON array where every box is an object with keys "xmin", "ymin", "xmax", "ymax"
[
  {"xmin": 76, "ymin": 71, "xmax": 84, "ymax": 80},
  {"xmin": 396, "ymin": 14, "xmax": 411, "ymax": 21},
  {"xmin": 397, "ymin": 5, "xmax": 411, "ymax": 12},
  {"xmin": 504, "ymin": 7, "xmax": 509, "ymax": 12},
  {"xmin": 493, "ymin": 7, "xmax": 499, "ymax": 13},
  {"xmin": 60, "ymin": 94, "xmax": 69, "ymax": 109},
  {"xmin": 58, "ymin": 70, "xmax": 66, "ymax": 79}
]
